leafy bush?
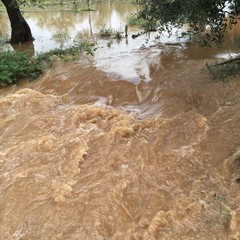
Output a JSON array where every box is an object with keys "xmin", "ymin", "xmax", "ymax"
[
  {"xmin": 206, "ymin": 57, "xmax": 240, "ymax": 81},
  {"xmin": 137, "ymin": 0, "xmax": 240, "ymax": 46},
  {"xmin": 0, "ymin": 40, "xmax": 97, "ymax": 86},
  {"xmin": 0, "ymin": 51, "xmax": 42, "ymax": 86},
  {"xmin": 207, "ymin": 62, "xmax": 240, "ymax": 81},
  {"xmin": 128, "ymin": 15, "xmax": 157, "ymax": 31}
]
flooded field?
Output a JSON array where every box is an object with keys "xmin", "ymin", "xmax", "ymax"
[{"xmin": 1, "ymin": 1, "xmax": 240, "ymax": 239}]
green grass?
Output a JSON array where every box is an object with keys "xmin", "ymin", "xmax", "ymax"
[
  {"xmin": 98, "ymin": 26, "xmax": 115, "ymax": 38},
  {"xmin": 98, "ymin": 26, "xmax": 124, "ymax": 40}
]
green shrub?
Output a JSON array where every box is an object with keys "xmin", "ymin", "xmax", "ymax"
[
  {"xmin": 0, "ymin": 51, "xmax": 43, "ymax": 86},
  {"xmin": 207, "ymin": 60, "xmax": 240, "ymax": 81},
  {"xmin": 0, "ymin": 39, "xmax": 97, "ymax": 86},
  {"xmin": 128, "ymin": 15, "xmax": 157, "ymax": 31}
]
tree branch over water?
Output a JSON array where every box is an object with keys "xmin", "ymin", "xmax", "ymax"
[{"xmin": 136, "ymin": 0, "xmax": 240, "ymax": 46}]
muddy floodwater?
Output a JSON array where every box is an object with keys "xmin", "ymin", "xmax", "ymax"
[{"xmin": 1, "ymin": 1, "xmax": 240, "ymax": 239}]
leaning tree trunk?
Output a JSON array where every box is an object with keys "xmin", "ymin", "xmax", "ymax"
[{"xmin": 1, "ymin": 0, "xmax": 33, "ymax": 44}]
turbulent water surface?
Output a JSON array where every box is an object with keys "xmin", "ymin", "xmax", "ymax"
[{"xmin": 1, "ymin": 1, "xmax": 240, "ymax": 239}]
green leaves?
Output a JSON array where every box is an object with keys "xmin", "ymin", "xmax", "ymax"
[
  {"xmin": 137, "ymin": 0, "xmax": 240, "ymax": 45},
  {"xmin": 0, "ymin": 40, "xmax": 97, "ymax": 86},
  {"xmin": 0, "ymin": 51, "xmax": 42, "ymax": 86}
]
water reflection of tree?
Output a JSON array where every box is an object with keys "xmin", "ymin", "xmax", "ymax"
[
  {"xmin": 0, "ymin": 12, "xmax": 10, "ymax": 37},
  {"xmin": 27, "ymin": 1, "xmax": 136, "ymax": 36},
  {"xmin": 91, "ymin": 1, "xmax": 137, "ymax": 29},
  {"xmin": 1, "ymin": 0, "xmax": 139, "ymax": 51},
  {"xmin": 1, "ymin": 0, "xmax": 138, "ymax": 36},
  {"xmin": 27, "ymin": 11, "xmax": 76, "ymax": 33},
  {"xmin": 11, "ymin": 41, "xmax": 35, "ymax": 56}
]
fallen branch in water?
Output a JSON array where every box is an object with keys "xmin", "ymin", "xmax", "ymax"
[
  {"xmin": 210, "ymin": 55, "xmax": 240, "ymax": 67},
  {"xmin": 206, "ymin": 55, "xmax": 240, "ymax": 81}
]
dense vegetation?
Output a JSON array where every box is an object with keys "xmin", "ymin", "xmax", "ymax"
[
  {"xmin": 135, "ymin": 0, "xmax": 240, "ymax": 79},
  {"xmin": 0, "ymin": 42, "xmax": 96, "ymax": 86},
  {"xmin": 136, "ymin": 0, "xmax": 240, "ymax": 46},
  {"xmin": 0, "ymin": 51, "xmax": 42, "ymax": 86}
]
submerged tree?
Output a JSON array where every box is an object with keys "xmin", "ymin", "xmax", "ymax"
[
  {"xmin": 137, "ymin": 0, "xmax": 240, "ymax": 45},
  {"xmin": 1, "ymin": 0, "xmax": 33, "ymax": 44}
]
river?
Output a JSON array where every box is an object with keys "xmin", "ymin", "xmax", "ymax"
[{"xmin": 0, "ymin": 1, "xmax": 240, "ymax": 239}]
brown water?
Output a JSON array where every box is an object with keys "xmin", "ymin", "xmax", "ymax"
[{"xmin": 1, "ymin": 1, "xmax": 240, "ymax": 239}]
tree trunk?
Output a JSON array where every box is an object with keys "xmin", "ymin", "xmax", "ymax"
[{"xmin": 1, "ymin": 0, "xmax": 33, "ymax": 44}]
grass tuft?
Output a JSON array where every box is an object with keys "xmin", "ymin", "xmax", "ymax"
[{"xmin": 98, "ymin": 26, "xmax": 124, "ymax": 40}]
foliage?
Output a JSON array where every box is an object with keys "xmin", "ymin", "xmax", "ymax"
[
  {"xmin": 207, "ymin": 60, "xmax": 240, "ymax": 81},
  {"xmin": 51, "ymin": 32, "xmax": 71, "ymax": 49},
  {"xmin": 136, "ymin": 0, "xmax": 240, "ymax": 46},
  {"xmin": 114, "ymin": 30, "xmax": 124, "ymax": 40},
  {"xmin": 15, "ymin": 0, "xmax": 48, "ymax": 7},
  {"xmin": 98, "ymin": 26, "xmax": 125, "ymax": 40},
  {"xmin": 128, "ymin": 14, "xmax": 150, "ymax": 29},
  {"xmin": 0, "ymin": 40, "xmax": 97, "ymax": 86},
  {"xmin": 98, "ymin": 26, "xmax": 115, "ymax": 37},
  {"xmin": 0, "ymin": 51, "xmax": 42, "ymax": 86}
]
